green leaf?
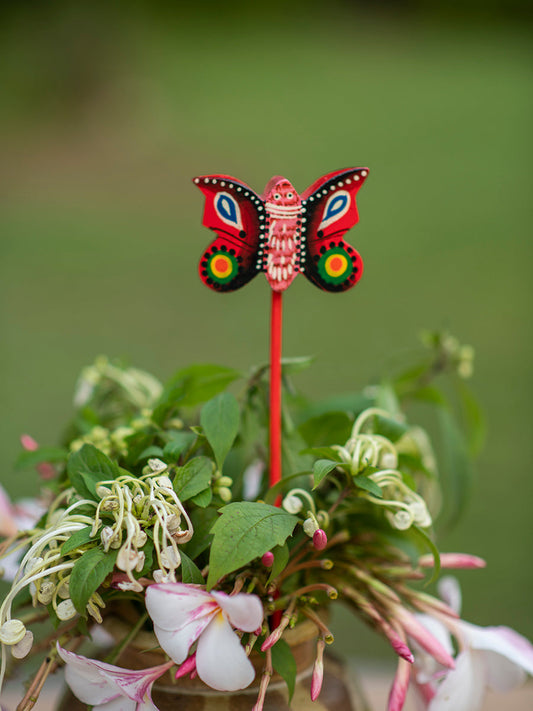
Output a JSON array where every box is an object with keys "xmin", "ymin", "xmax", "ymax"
[
  {"xmin": 438, "ymin": 408, "xmax": 474, "ymax": 529},
  {"xmin": 301, "ymin": 446, "xmax": 342, "ymax": 462},
  {"xmin": 376, "ymin": 380, "xmax": 402, "ymax": 417},
  {"xmin": 298, "ymin": 411, "xmax": 353, "ymax": 447},
  {"xmin": 163, "ymin": 431, "xmax": 196, "ymax": 460},
  {"xmin": 271, "ymin": 639, "xmax": 297, "ymax": 702},
  {"xmin": 368, "ymin": 413, "xmax": 409, "ymax": 443},
  {"xmin": 183, "ymin": 508, "xmax": 218, "ymax": 560},
  {"xmin": 353, "ymin": 475, "xmax": 383, "ymax": 498},
  {"xmin": 267, "ymin": 544, "xmax": 289, "ymax": 585},
  {"xmin": 207, "ymin": 502, "xmax": 298, "ymax": 589},
  {"xmin": 412, "ymin": 385, "xmax": 447, "ymax": 406},
  {"xmin": 456, "ymin": 380, "xmax": 486, "ymax": 456},
  {"xmin": 15, "ymin": 446, "xmax": 68, "ymax": 470},
  {"xmin": 264, "ymin": 471, "xmax": 312, "ymax": 505},
  {"xmin": 154, "ymin": 364, "xmax": 242, "ymax": 423},
  {"xmin": 190, "ymin": 487, "xmax": 213, "ymax": 508},
  {"xmin": 136, "ymin": 445, "xmax": 164, "ymax": 461},
  {"xmin": 70, "ymin": 548, "xmax": 118, "ymax": 615},
  {"xmin": 411, "ymin": 525, "xmax": 441, "ymax": 584},
  {"xmin": 280, "ymin": 356, "xmax": 315, "ymax": 374},
  {"xmin": 67, "ymin": 444, "xmax": 120, "ymax": 500},
  {"xmin": 180, "ymin": 551, "xmax": 204, "ymax": 584},
  {"xmin": 313, "ymin": 459, "xmax": 341, "ymax": 488},
  {"xmin": 61, "ymin": 526, "xmax": 97, "ymax": 555},
  {"xmin": 200, "ymin": 393, "xmax": 240, "ymax": 470},
  {"xmin": 173, "ymin": 457, "xmax": 213, "ymax": 502}
]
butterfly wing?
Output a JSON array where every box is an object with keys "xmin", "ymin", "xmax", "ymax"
[
  {"xmin": 194, "ymin": 175, "xmax": 266, "ymax": 292},
  {"xmin": 300, "ymin": 167, "xmax": 368, "ymax": 292}
]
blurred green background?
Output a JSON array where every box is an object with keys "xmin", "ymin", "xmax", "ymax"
[{"xmin": 1, "ymin": 1, "xmax": 532, "ymax": 659}]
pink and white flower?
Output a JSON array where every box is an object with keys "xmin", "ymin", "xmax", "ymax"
[
  {"xmin": 57, "ymin": 643, "xmax": 173, "ymax": 711},
  {"xmin": 412, "ymin": 577, "xmax": 533, "ymax": 711},
  {"xmin": 145, "ymin": 583, "xmax": 263, "ymax": 692}
]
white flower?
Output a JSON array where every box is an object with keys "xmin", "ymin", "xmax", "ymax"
[
  {"xmin": 413, "ymin": 577, "xmax": 533, "ymax": 711},
  {"xmin": 57, "ymin": 643, "xmax": 172, "ymax": 711},
  {"xmin": 145, "ymin": 583, "xmax": 263, "ymax": 692}
]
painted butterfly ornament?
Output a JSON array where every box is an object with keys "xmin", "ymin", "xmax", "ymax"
[{"xmin": 194, "ymin": 167, "xmax": 369, "ymax": 293}]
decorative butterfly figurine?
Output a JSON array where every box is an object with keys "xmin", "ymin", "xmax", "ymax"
[{"xmin": 193, "ymin": 167, "xmax": 369, "ymax": 293}]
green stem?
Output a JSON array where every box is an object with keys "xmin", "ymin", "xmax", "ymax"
[{"xmin": 105, "ymin": 611, "xmax": 149, "ymax": 665}]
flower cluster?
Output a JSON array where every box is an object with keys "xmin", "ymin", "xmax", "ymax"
[{"xmin": 0, "ymin": 340, "xmax": 531, "ymax": 711}]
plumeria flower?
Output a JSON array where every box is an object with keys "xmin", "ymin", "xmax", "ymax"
[
  {"xmin": 57, "ymin": 643, "xmax": 173, "ymax": 711},
  {"xmin": 412, "ymin": 577, "xmax": 533, "ymax": 711},
  {"xmin": 145, "ymin": 583, "xmax": 263, "ymax": 692}
]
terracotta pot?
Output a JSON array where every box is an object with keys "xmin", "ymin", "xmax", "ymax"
[{"xmin": 58, "ymin": 616, "xmax": 371, "ymax": 710}]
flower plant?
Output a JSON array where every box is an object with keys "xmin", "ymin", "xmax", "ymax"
[{"xmin": 1, "ymin": 333, "xmax": 532, "ymax": 711}]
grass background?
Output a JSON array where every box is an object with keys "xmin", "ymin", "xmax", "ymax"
[{"xmin": 1, "ymin": 2, "xmax": 532, "ymax": 658}]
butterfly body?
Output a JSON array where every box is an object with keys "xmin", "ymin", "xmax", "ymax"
[{"xmin": 194, "ymin": 167, "xmax": 368, "ymax": 293}]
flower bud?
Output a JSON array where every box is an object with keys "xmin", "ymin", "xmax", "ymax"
[
  {"xmin": 148, "ymin": 458, "xmax": 167, "ymax": 473},
  {"xmin": 96, "ymin": 485, "xmax": 112, "ymax": 498},
  {"xmin": 303, "ymin": 517, "xmax": 318, "ymax": 537},
  {"xmin": 218, "ymin": 487, "xmax": 232, "ymax": 503},
  {"xmin": 134, "ymin": 530, "xmax": 147, "ymax": 548},
  {"xmin": 282, "ymin": 494, "xmax": 303, "ymax": 514},
  {"xmin": 160, "ymin": 545, "xmax": 181, "ymax": 570},
  {"xmin": 261, "ymin": 551, "xmax": 274, "ymax": 568},
  {"xmin": 155, "ymin": 475, "xmax": 173, "ymax": 490},
  {"xmin": 313, "ymin": 529, "xmax": 328, "ymax": 551},
  {"xmin": 380, "ymin": 452, "xmax": 398, "ymax": 469},
  {"xmin": 389, "ymin": 509, "xmax": 413, "ymax": 530},
  {"xmin": 57, "ymin": 600, "xmax": 77, "ymax": 621},
  {"xmin": 37, "ymin": 580, "xmax": 55, "ymax": 605},
  {"xmin": 25, "ymin": 557, "xmax": 44, "ymax": 575},
  {"xmin": 11, "ymin": 630, "xmax": 33, "ymax": 659},
  {"xmin": 102, "ymin": 499, "xmax": 119, "ymax": 511},
  {"xmin": 218, "ymin": 476, "xmax": 233, "ymax": 487},
  {"xmin": 0, "ymin": 619, "xmax": 26, "ymax": 645}
]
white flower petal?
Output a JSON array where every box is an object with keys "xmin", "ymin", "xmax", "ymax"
[
  {"xmin": 145, "ymin": 584, "xmax": 214, "ymax": 632},
  {"xmin": 196, "ymin": 612, "xmax": 255, "ymax": 691},
  {"xmin": 437, "ymin": 576, "xmax": 462, "ymax": 615},
  {"xmin": 481, "ymin": 649, "xmax": 527, "ymax": 692},
  {"xmin": 211, "ymin": 591, "xmax": 263, "ymax": 632},
  {"xmin": 461, "ymin": 623, "xmax": 533, "ymax": 676},
  {"xmin": 57, "ymin": 645, "xmax": 121, "ymax": 705},
  {"xmin": 153, "ymin": 618, "xmax": 212, "ymax": 665},
  {"xmin": 93, "ymin": 696, "xmax": 135, "ymax": 711},
  {"xmin": 413, "ymin": 615, "xmax": 453, "ymax": 683},
  {"xmin": 429, "ymin": 650, "xmax": 485, "ymax": 711}
]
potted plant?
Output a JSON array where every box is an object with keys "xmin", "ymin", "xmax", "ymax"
[{"xmin": 1, "ymin": 331, "xmax": 532, "ymax": 711}]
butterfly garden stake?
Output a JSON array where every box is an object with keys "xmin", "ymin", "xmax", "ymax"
[{"xmin": 194, "ymin": 167, "xmax": 369, "ymax": 493}]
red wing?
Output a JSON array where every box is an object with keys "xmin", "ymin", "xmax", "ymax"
[
  {"xmin": 193, "ymin": 174, "xmax": 266, "ymax": 292},
  {"xmin": 300, "ymin": 167, "xmax": 368, "ymax": 292}
]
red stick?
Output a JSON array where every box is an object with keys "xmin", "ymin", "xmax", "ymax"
[{"xmin": 269, "ymin": 290, "xmax": 283, "ymax": 493}]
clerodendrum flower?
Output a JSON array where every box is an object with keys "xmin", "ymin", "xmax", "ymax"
[
  {"xmin": 413, "ymin": 577, "xmax": 533, "ymax": 711},
  {"xmin": 57, "ymin": 643, "xmax": 173, "ymax": 711},
  {"xmin": 145, "ymin": 583, "xmax": 263, "ymax": 692}
]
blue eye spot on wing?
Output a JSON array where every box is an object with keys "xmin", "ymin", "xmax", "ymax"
[
  {"xmin": 318, "ymin": 190, "xmax": 351, "ymax": 232},
  {"xmin": 324, "ymin": 194, "xmax": 348, "ymax": 221},
  {"xmin": 215, "ymin": 192, "xmax": 243, "ymax": 230}
]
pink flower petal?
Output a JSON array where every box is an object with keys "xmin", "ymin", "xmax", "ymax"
[
  {"xmin": 57, "ymin": 644, "xmax": 171, "ymax": 708},
  {"xmin": 196, "ymin": 611, "xmax": 255, "ymax": 691},
  {"xmin": 57, "ymin": 645, "xmax": 122, "ymax": 705},
  {"xmin": 211, "ymin": 591, "xmax": 263, "ymax": 632}
]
